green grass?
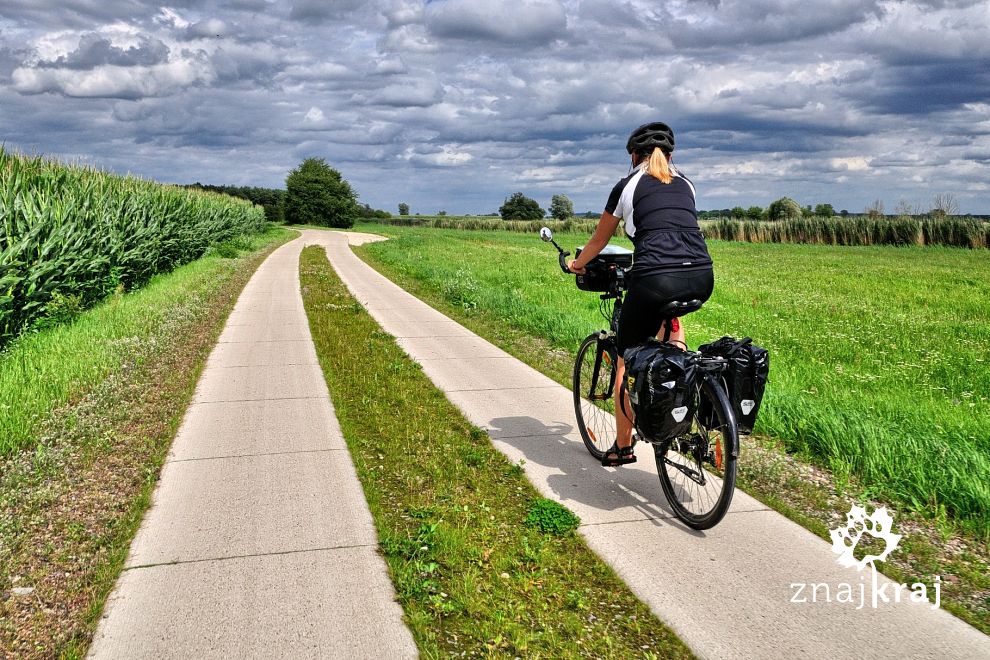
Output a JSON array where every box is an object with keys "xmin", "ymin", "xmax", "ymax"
[
  {"xmin": 0, "ymin": 226, "xmax": 288, "ymax": 456},
  {"xmin": 352, "ymin": 224, "xmax": 990, "ymax": 536},
  {"xmin": 299, "ymin": 245, "xmax": 693, "ymax": 658}
]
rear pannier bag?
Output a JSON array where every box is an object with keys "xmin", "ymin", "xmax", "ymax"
[
  {"xmin": 697, "ymin": 336, "xmax": 769, "ymax": 434},
  {"xmin": 623, "ymin": 340, "xmax": 698, "ymax": 442}
]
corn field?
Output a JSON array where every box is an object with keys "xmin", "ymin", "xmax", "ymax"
[
  {"xmin": 700, "ymin": 216, "xmax": 990, "ymax": 249},
  {"xmin": 0, "ymin": 148, "xmax": 267, "ymax": 347}
]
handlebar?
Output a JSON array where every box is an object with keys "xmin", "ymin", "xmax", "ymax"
[{"xmin": 540, "ymin": 226, "xmax": 572, "ymax": 273}]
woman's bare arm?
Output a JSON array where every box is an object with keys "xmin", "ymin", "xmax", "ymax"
[{"xmin": 569, "ymin": 211, "xmax": 621, "ymax": 272}]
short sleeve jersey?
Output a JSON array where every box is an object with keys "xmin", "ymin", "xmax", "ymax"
[{"xmin": 605, "ymin": 165, "xmax": 712, "ymax": 277}]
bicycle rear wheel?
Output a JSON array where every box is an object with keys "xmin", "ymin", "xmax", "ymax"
[
  {"xmin": 654, "ymin": 377, "xmax": 738, "ymax": 530},
  {"xmin": 573, "ymin": 333, "xmax": 618, "ymax": 460}
]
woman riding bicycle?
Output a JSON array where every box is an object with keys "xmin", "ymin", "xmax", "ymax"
[{"xmin": 567, "ymin": 122, "xmax": 714, "ymax": 467}]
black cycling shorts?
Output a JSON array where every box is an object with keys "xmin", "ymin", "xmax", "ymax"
[{"xmin": 616, "ymin": 268, "xmax": 714, "ymax": 355}]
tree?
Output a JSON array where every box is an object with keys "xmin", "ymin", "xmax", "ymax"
[
  {"xmin": 730, "ymin": 206, "xmax": 746, "ymax": 219},
  {"xmin": 929, "ymin": 193, "xmax": 959, "ymax": 218},
  {"xmin": 893, "ymin": 199, "xmax": 920, "ymax": 218},
  {"xmin": 549, "ymin": 194, "xmax": 574, "ymax": 221},
  {"xmin": 746, "ymin": 206, "xmax": 764, "ymax": 220},
  {"xmin": 499, "ymin": 192, "xmax": 544, "ymax": 220},
  {"xmin": 813, "ymin": 203, "xmax": 835, "ymax": 217},
  {"xmin": 766, "ymin": 197, "xmax": 803, "ymax": 221},
  {"xmin": 437, "ymin": 210, "xmax": 447, "ymax": 216},
  {"xmin": 865, "ymin": 198, "xmax": 885, "ymax": 220},
  {"xmin": 284, "ymin": 158, "xmax": 357, "ymax": 227},
  {"xmin": 398, "ymin": 202, "xmax": 410, "ymax": 215},
  {"xmin": 357, "ymin": 203, "xmax": 391, "ymax": 219}
]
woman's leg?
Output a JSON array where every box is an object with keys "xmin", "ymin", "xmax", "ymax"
[
  {"xmin": 615, "ymin": 357, "xmax": 634, "ymax": 447},
  {"xmin": 660, "ymin": 319, "xmax": 687, "ymax": 349}
]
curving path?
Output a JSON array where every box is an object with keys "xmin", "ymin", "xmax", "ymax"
[
  {"xmin": 303, "ymin": 229, "xmax": 989, "ymax": 660},
  {"xmin": 88, "ymin": 235, "xmax": 416, "ymax": 659}
]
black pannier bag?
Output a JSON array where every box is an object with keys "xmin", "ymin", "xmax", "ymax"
[
  {"xmin": 623, "ymin": 340, "xmax": 698, "ymax": 442},
  {"xmin": 574, "ymin": 244, "xmax": 633, "ymax": 292},
  {"xmin": 697, "ymin": 336, "xmax": 769, "ymax": 434}
]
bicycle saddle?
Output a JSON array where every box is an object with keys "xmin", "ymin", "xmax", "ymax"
[{"xmin": 658, "ymin": 299, "xmax": 704, "ymax": 318}]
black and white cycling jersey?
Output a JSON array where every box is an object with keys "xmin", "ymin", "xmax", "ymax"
[{"xmin": 604, "ymin": 165, "xmax": 712, "ymax": 278}]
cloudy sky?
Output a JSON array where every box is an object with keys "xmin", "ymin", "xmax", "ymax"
[{"xmin": 2, "ymin": 0, "xmax": 989, "ymax": 214}]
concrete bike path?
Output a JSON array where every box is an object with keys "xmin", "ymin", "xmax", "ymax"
[
  {"xmin": 308, "ymin": 229, "xmax": 990, "ymax": 660},
  {"xmin": 88, "ymin": 236, "xmax": 417, "ymax": 659}
]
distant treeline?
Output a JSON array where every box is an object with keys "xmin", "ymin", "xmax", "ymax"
[
  {"xmin": 185, "ymin": 184, "xmax": 285, "ymax": 223},
  {"xmin": 184, "ymin": 183, "xmax": 392, "ymax": 224}
]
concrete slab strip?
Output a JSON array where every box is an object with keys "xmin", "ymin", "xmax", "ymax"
[
  {"xmin": 89, "ymin": 547, "xmax": 415, "ymax": 660},
  {"xmin": 90, "ymin": 236, "xmax": 417, "ymax": 659}
]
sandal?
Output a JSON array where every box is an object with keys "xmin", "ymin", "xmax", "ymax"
[{"xmin": 601, "ymin": 441, "xmax": 637, "ymax": 467}]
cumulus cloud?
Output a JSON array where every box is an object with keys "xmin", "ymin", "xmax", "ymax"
[
  {"xmin": 13, "ymin": 56, "xmax": 213, "ymax": 98},
  {"xmin": 36, "ymin": 33, "xmax": 170, "ymax": 69}
]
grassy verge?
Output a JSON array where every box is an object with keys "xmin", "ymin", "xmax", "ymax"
[
  {"xmin": 299, "ymin": 245, "xmax": 693, "ymax": 658},
  {"xmin": 0, "ymin": 227, "xmax": 295, "ymax": 657},
  {"xmin": 350, "ymin": 223, "xmax": 989, "ymax": 634}
]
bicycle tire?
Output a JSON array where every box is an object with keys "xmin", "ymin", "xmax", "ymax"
[
  {"xmin": 654, "ymin": 376, "xmax": 738, "ymax": 530},
  {"xmin": 572, "ymin": 333, "xmax": 618, "ymax": 460}
]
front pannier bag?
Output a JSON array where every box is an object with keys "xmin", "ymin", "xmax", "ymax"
[
  {"xmin": 623, "ymin": 340, "xmax": 698, "ymax": 442},
  {"xmin": 698, "ymin": 336, "xmax": 769, "ymax": 434}
]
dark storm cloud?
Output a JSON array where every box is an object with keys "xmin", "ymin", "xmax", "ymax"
[
  {"xmin": 1, "ymin": 0, "xmax": 989, "ymax": 213},
  {"xmin": 860, "ymin": 59, "xmax": 990, "ymax": 115},
  {"xmin": 288, "ymin": 0, "xmax": 365, "ymax": 23},
  {"xmin": 424, "ymin": 0, "xmax": 567, "ymax": 44}
]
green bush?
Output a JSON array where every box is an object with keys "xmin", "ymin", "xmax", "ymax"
[
  {"xmin": 766, "ymin": 197, "xmax": 803, "ymax": 221},
  {"xmin": 525, "ymin": 498, "xmax": 580, "ymax": 536}
]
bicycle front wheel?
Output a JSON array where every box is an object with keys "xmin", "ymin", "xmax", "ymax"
[
  {"xmin": 655, "ymin": 377, "xmax": 738, "ymax": 530},
  {"xmin": 573, "ymin": 333, "xmax": 618, "ymax": 460}
]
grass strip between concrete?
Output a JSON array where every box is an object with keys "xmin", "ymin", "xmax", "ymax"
[
  {"xmin": 300, "ymin": 245, "xmax": 694, "ymax": 658},
  {"xmin": 0, "ymin": 227, "xmax": 295, "ymax": 658}
]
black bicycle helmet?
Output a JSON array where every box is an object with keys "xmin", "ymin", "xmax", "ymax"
[{"xmin": 626, "ymin": 122, "xmax": 675, "ymax": 155}]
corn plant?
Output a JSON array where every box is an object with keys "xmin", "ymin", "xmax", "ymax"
[{"xmin": 0, "ymin": 148, "xmax": 266, "ymax": 347}]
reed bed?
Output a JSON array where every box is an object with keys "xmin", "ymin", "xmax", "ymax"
[{"xmin": 701, "ymin": 216, "xmax": 989, "ymax": 249}]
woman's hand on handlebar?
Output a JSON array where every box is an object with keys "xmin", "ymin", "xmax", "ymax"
[{"xmin": 567, "ymin": 259, "xmax": 586, "ymax": 275}]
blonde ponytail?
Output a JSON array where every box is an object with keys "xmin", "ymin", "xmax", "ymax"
[{"xmin": 644, "ymin": 147, "xmax": 673, "ymax": 184}]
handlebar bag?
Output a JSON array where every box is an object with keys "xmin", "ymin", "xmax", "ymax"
[
  {"xmin": 574, "ymin": 245, "xmax": 633, "ymax": 292},
  {"xmin": 697, "ymin": 336, "xmax": 769, "ymax": 434},
  {"xmin": 623, "ymin": 340, "xmax": 698, "ymax": 442}
]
